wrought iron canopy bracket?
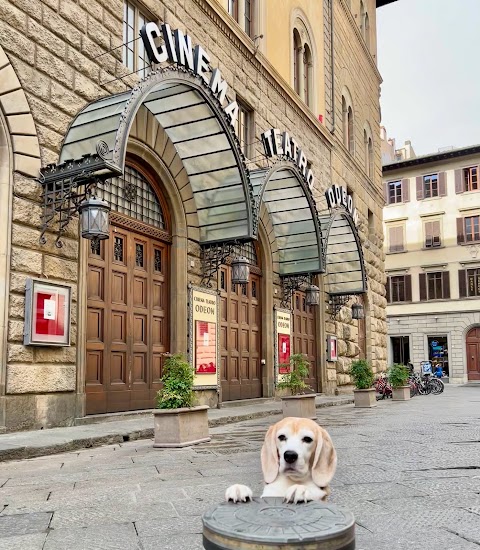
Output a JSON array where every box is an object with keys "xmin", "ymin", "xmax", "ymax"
[
  {"xmin": 200, "ymin": 241, "xmax": 243, "ymax": 288},
  {"xmin": 38, "ymin": 148, "xmax": 122, "ymax": 248},
  {"xmin": 280, "ymin": 274, "xmax": 312, "ymax": 309},
  {"xmin": 327, "ymin": 294, "xmax": 352, "ymax": 320}
]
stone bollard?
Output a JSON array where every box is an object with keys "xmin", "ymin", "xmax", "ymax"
[{"xmin": 202, "ymin": 497, "xmax": 355, "ymax": 549}]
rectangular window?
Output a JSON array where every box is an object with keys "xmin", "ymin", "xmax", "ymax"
[
  {"xmin": 424, "ymin": 220, "xmax": 441, "ymax": 248},
  {"xmin": 391, "ymin": 336, "xmax": 410, "ymax": 366},
  {"xmin": 387, "ymin": 181, "xmax": 403, "ymax": 204},
  {"xmin": 427, "ymin": 336, "xmax": 449, "ymax": 377},
  {"xmin": 245, "ymin": 0, "xmax": 253, "ymax": 37},
  {"xmin": 228, "ymin": 0, "xmax": 238, "ymax": 19},
  {"xmin": 464, "ymin": 166, "xmax": 479, "ymax": 191},
  {"xmin": 467, "ymin": 268, "xmax": 480, "ymax": 297},
  {"xmin": 465, "ymin": 215, "xmax": 480, "ymax": 243},
  {"xmin": 423, "ymin": 174, "xmax": 439, "ymax": 198},
  {"xmin": 386, "ymin": 275, "xmax": 410, "ymax": 303},
  {"xmin": 388, "ymin": 225, "xmax": 404, "ymax": 253},
  {"xmin": 427, "ymin": 272, "xmax": 444, "ymax": 300},
  {"xmin": 123, "ymin": 1, "xmax": 150, "ymax": 78},
  {"xmin": 235, "ymin": 99, "xmax": 253, "ymax": 158}
]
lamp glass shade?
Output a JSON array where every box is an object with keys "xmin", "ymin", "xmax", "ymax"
[
  {"xmin": 231, "ymin": 256, "xmax": 250, "ymax": 285},
  {"xmin": 305, "ymin": 284, "xmax": 320, "ymax": 306},
  {"xmin": 78, "ymin": 197, "xmax": 110, "ymax": 240},
  {"xmin": 351, "ymin": 303, "xmax": 365, "ymax": 320}
]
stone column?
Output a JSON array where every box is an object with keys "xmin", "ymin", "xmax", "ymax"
[{"xmin": 298, "ymin": 46, "xmax": 305, "ymax": 101}]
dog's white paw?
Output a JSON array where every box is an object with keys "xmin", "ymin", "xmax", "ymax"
[
  {"xmin": 225, "ymin": 484, "xmax": 253, "ymax": 503},
  {"xmin": 284, "ymin": 484, "xmax": 326, "ymax": 504}
]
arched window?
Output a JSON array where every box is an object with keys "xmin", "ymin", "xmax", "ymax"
[
  {"xmin": 364, "ymin": 129, "xmax": 369, "ymax": 173},
  {"xmin": 291, "ymin": 14, "xmax": 315, "ymax": 110},
  {"xmin": 303, "ymin": 44, "xmax": 312, "ymax": 107},
  {"xmin": 293, "ymin": 29, "xmax": 302, "ymax": 96},
  {"xmin": 364, "ymin": 125, "xmax": 374, "ymax": 178},
  {"xmin": 348, "ymin": 106, "xmax": 354, "ymax": 154},
  {"xmin": 364, "ymin": 12, "xmax": 370, "ymax": 51},
  {"xmin": 368, "ymin": 137, "xmax": 374, "ymax": 179},
  {"xmin": 342, "ymin": 96, "xmax": 348, "ymax": 149}
]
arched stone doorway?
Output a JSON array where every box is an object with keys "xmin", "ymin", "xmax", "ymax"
[
  {"xmin": 85, "ymin": 161, "xmax": 171, "ymax": 414},
  {"xmin": 466, "ymin": 327, "xmax": 480, "ymax": 380}
]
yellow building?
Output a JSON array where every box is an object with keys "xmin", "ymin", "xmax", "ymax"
[{"xmin": 0, "ymin": 0, "xmax": 389, "ymax": 431}]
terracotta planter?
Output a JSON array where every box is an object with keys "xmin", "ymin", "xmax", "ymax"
[
  {"xmin": 153, "ymin": 405, "xmax": 211, "ymax": 448},
  {"xmin": 281, "ymin": 393, "xmax": 317, "ymax": 419},
  {"xmin": 392, "ymin": 386, "xmax": 411, "ymax": 401},
  {"xmin": 353, "ymin": 388, "xmax": 377, "ymax": 408}
]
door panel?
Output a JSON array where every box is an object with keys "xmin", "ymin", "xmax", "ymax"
[
  {"xmin": 292, "ymin": 290, "xmax": 317, "ymax": 392},
  {"xmin": 86, "ymin": 223, "xmax": 169, "ymax": 414},
  {"xmin": 467, "ymin": 328, "xmax": 480, "ymax": 380},
  {"xmin": 220, "ymin": 267, "xmax": 262, "ymax": 401}
]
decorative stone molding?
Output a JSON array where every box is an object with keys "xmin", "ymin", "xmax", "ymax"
[{"xmin": 0, "ymin": 47, "xmax": 41, "ymax": 178}]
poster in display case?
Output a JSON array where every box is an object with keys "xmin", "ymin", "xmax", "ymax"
[{"xmin": 24, "ymin": 279, "xmax": 71, "ymax": 346}]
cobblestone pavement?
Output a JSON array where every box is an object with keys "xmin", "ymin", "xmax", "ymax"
[{"xmin": 0, "ymin": 385, "xmax": 479, "ymax": 549}]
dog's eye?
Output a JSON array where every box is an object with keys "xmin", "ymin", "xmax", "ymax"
[
  {"xmin": 303, "ymin": 436, "xmax": 313, "ymax": 444},
  {"xmin": 278, "ymin": 434, "xmax": 287, "ymax": 442}
]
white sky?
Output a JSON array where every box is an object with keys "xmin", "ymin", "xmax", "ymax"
[{"xmin": 377, "ymin": 0, "xmax": 480, "ymax": 156}]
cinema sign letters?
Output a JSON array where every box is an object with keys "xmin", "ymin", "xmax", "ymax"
[
  {"xmin": 325, "ymin": 184, "xmax": 359, "ymax": 225},
  {"xmin": 140, "ymin": 22, "xmax": 239, "ymax": 127},
  {"xmin": 261, "ymin": 129, "xmax": 315, "ymax": 191}
]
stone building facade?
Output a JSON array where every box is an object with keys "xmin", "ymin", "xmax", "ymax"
[
  {"xmin": 383, "ymin": 143, "xmax": 480, "ymax": 383},
  {"xmin": 0, "ymin": 0, "xmax": 387, "ymax": 431}
]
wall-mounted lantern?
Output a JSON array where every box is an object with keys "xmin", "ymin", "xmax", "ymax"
[
  {"xmin": 78, "ymin": 197, "xmax": 110, "ymax": 240},
  {"xmin": 305, "ymin": 284, "xmax": 320, "ymax": 306},
  {"xmin": 231, "ymin": 256, "xmax": 250, "ymax": 285},
  {"xmin": 351, "ymin": 302, "xmax": 365, "ymax": 320}
]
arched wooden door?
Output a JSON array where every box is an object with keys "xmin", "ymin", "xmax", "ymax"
[
  {"xmin": 85, "ymin": 164, "xmax": 171, "ymax": 414},
  {"xmin": 220, "ymin": 244, "xmax": 262, "ymax": 401},
  {"xmin": 466, "ymin": 327, "xmax": 480, "ymax": 380},
  {"xmin": 292, "ymin": 290, "xmax": 318, "ymax": 392}
]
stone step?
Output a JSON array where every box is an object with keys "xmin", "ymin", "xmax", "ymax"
[{"xmin": 75, "ymin": 409, "xmax": 155, "ymax": 426}]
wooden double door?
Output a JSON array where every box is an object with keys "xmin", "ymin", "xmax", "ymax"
[
  {"xmin": 86, "ymin": 221, "xmax": 169, "ymax": 414},
  {"xmin": 292, "ymin": 290, "xmax": 318, "ymax": 392},
  {"xmin": 467, "ymin": 327, "xmax": 480, "ymax": 380},
  {"xmin": 220, "ymin": 266, "xmax": 262, "ymax": 401}
]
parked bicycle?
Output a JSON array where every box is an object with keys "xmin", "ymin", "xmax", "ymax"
[{"xmin": 374, "ymin": 374, "xmax": 392, "ymax": 400}]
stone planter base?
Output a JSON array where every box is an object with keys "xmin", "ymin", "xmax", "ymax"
[
  {"xmin": 353, "ymin": 389, "xmax": 377, "ymax": 408},
  {"xmin": 153, "ymin": 405, "xmax": 211, "ymax": 448},
  {"xmin": 393, "ymin": 386, "xmax": 411, "ymax": 401},
  {"xmin": 281, "ymin": 393, "xmax": 316, "ymax": 419}
]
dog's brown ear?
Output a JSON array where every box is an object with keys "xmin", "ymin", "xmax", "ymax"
[
  {"xmin": 261, "ymin": 425, "xmax": 279, "ymax": 484},
  {"xmin": 312, "ymin": 426, "xmax": 337, "ymax": 487}
]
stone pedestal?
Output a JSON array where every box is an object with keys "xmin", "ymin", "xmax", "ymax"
[
  {"xmin": 203, "ymin": 497, "xmax": 355, "ymax": 549},
  {"xmin": 353, "ymin": 388, "xmax": 377, "ymax": 408},
  {"xmin": 281, "ymin": 393, "xmax": 317, "ymax": 419},
  {"xmin": 392, "ymin": 386, "xmax": 411, "ymax": 401},
  {"xmin": 153, "ymin": 405, "xmax": 210, "ymax": 448}
]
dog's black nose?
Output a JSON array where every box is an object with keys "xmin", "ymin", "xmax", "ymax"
[{"xmin": 284, "ymin": 450, "xmax": 298, "ymax": 464}]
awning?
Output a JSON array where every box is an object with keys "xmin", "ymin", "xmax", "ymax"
[
  {"xmin": 319, "ymin": 210, "xmax": 367, "ymax": 295},
  {"xmin": 250, "ymin": 161, "xmax": 324, "ymax": 276},
  {"xmin": 57, "ymin": 68, "xmax": 254, "ymax": 244}
]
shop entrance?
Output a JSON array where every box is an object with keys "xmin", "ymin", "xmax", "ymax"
[
  {"xmin": 466, "ymin": 328, "xmax": 480, "ymax": 380},
  {"xmin": 219, "ymin": 244, "xmax": 262, "ymax": 401},
  {"xmin": 85, "ymin": 165, "xmax": 170, "ymax": 414},
  {"xmin": 292, "ymin": 290, "xmax": 317, "ymax": 392}
]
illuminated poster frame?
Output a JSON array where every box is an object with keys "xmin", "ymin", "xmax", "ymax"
[{"xmin": 274, "ymin": 307, "xmax": 292, "ymax": 381}]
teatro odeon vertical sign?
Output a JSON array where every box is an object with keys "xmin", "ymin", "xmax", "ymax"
[{"xmin": 140, "ymin": 22, "xmax": 239, "ymax": 127}]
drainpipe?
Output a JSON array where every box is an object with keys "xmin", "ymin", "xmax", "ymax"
[{"xmin": 330, "ymin": 0, "xmax": 335, "ymax": 134}]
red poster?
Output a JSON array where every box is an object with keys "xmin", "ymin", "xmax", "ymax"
[
  {"xmin": 278, "ymin": 334, "xmax": 291, "ymax": 374},
  {"xmin": 35, "ymin": 293, "xmax": 65, "ymax": 336},
  {"xmin": 195, "ymin": 321, "xmax": 217, "ymax": 374}
]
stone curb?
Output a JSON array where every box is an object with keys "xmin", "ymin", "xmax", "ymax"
[{"xmin": 0, "ymin": 398, "xmax": 353, "ymax": 462}]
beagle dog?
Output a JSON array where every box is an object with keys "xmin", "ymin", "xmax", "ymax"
[{"xmin": 226, "ymin": 417, "xmax": 337, "ymax": 504}]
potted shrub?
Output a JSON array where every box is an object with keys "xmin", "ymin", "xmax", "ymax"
[
  {"xmin": 277, "ymin": 353, "xmax": 316, "ymax": 419},
  {"xmin": 388, "ymin": 363, "xmax": 411, "ymax": 401},
  {"xmin": 350, "ymin": 359, "xmax": 376, "ymax": 408},
  {"xmin": 153, "ymin": 353, "xmax": 211, "ymax": 448}
]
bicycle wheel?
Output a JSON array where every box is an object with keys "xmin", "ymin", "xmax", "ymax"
[
  {"xmin": 418, "ymin": 381, "xmax": 431, "ymax": 395},
  {"xmin": 430, "ymin": 378, "xmax": 444, "ymax": 395}
]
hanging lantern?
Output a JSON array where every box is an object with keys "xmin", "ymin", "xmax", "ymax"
[
  {"xmin": 351, "ymin": 303, "xmax": 365, "ymax": 320},
  {"xmin": 305, "ymin": 284, "xmax": 320, "ymax": 306},
  {"xmin": 78, "ymin": 197, "xmax": 110, "ymax": 240},
  {"xmin": 231, "ymin": 256, "xmax": 250, "ymax": 285}
]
